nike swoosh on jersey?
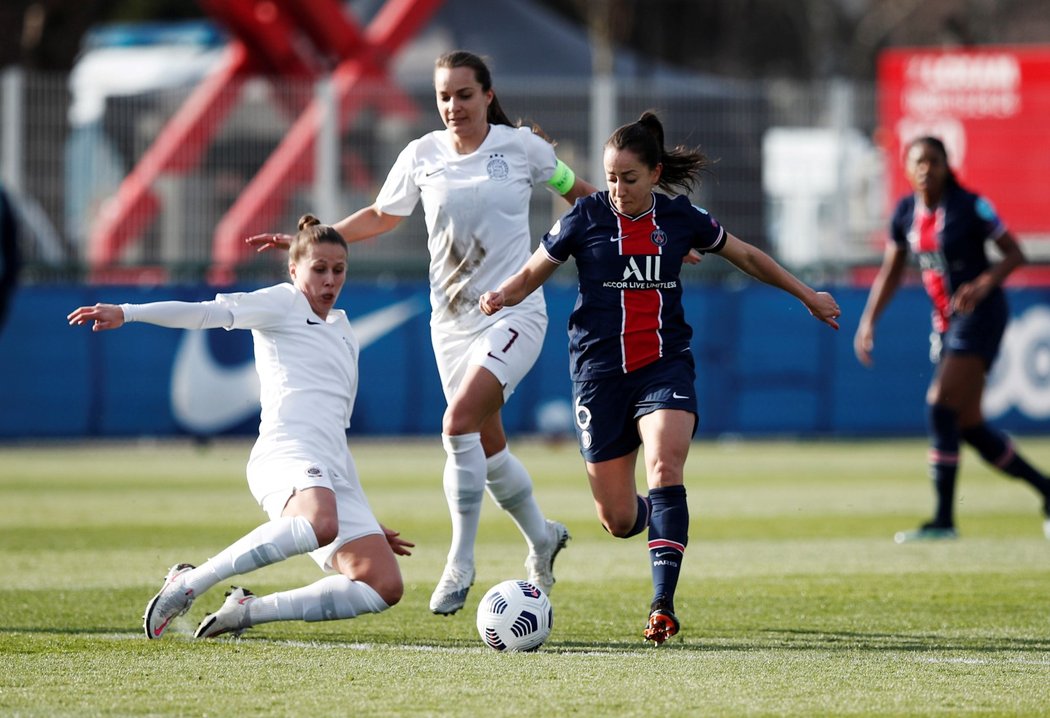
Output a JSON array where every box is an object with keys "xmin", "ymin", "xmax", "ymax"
[
  {"xmin": 672, "ymin": 392, "xmax": 690, "ymax": 399},
  {"xmin": 306, "ymin": 318, "xmax": 321, "ymax": 325},
  {"xmin": 171, "ymin": 296, "xmax": 425, "ymax": 433}
]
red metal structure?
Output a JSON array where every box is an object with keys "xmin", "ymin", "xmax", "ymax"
[{"xmin": 88, "ymin": 0, "xmax": 444, "ymax": 283}]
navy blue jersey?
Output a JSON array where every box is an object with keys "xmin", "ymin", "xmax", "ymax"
[
  {"xmin": 542, "ymin": 192, "xmax": 726, "ymax": 380},
  {"xmin": 890, "ymin": 184, "xmax": 1006, "ymax": 333}
]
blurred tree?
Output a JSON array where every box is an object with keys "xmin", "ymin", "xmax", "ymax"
[
  {"xmin": 535, "ymin": 0, "xmax": 1050, "ymax": 79},
  {"xmin": 1, "ymin": 0, "xmax": 1049, "ymax": 75}
]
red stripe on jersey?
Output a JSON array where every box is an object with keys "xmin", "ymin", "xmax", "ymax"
[
  {"xmin": 911, "ymin": 207, "xmax": 951, "ymax": 333},
  {"xmin": 914, "ymin": 208, "xmax": 939, "ymax": 253},
  {"xmin": 615, "ymin": 206, "xmax": 664, "ymax": 372},
  {"xmin": 621, "ymin": 289, "xmax": 662, "ymax": 372}
]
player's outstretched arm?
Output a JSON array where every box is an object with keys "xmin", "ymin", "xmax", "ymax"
[
  {"xmin": 718, "ymin": 233, "xmax": 841, "ymax": 330},
  {"xmin": 332, "ymin": 205, "xmax": 403, "ymax": 244},
  {"xmin": 246, "ymin": 206, "xmax": 405, "ymax": 253},
  {"xmin": 479, "ymin": 247, "xmax": 559, "ymax": 316},
  {"xmin": 71, "ymin": 301, "xmax": 233, "ymax": 331},
  {"xmin": 67, "ymin": 303, "xmax": 125, "ymax": 331}
]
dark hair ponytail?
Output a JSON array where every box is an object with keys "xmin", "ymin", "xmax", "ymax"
[{"xmin": 606, "ymin": 111, "xmax": 709, "ymax": 194}]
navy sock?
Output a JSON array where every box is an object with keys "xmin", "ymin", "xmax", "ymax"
[
  {"xmin": 961, "ymin": 424, "xmax": 1050, "ymax": 510},
  {"xmin": 928, "ymin": 404, "xmax": 960, "ymax": 527},
  {"xmin": 648, "ymin": 485, "xmax": 688, "ymax": 611}
]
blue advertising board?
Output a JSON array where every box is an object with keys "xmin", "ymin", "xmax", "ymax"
[{"xmin": 1, "ymin": 283, "xmax": 1047, "ymax": 440}]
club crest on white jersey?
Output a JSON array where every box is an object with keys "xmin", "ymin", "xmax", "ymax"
[{"xmin": 486, "ymin": 153, "xmax": 510, "ymax": 181}]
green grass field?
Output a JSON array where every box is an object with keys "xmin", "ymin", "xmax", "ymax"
[{"xmin": 2, "ymin": 436, "xmax": 1050, "ymax": 716}]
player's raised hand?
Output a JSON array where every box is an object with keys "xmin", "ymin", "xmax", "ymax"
[
  {"xmin": 67, "ymin": 303, "xmax": 125, "ymax": 331},
  {"xmin": 479, "ymin": 291, "xmax": 505, "ymax": 316},
  {"xmin": 245, "ymin": 232, "xmax": 293, "ymax": 253}
]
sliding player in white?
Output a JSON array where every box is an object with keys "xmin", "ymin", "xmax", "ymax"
[{"xmin": 69, "ymin": 215, "xmax": 412, "ymax": 639}]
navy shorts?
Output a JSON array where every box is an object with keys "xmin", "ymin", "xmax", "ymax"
[
  {"xmin": 933, "ymin": 291, "xmax": 1007, "ymax": 369},
  {"xmin": 571, "ymin": 351, "xmax": 698, "ymax": 463}
]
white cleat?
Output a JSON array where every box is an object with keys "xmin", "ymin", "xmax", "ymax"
[
  {"xmin": 429, "ymin": 562, "xmax": 475, "ymax": 615},
  {"xmin": 143, "ymin": 563, "xmax": 196, "ymax": 639},
  {"xmin": 525, "ymin": 520, "xmax": 570, "ymax": 596},
  {"xmin": 194, "ymin": 587, "xmax": 255, "ymax": 639}
]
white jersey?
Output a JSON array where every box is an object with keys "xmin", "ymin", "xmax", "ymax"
[
  {"xmin": 215, "ymin": 283, "xmax": 360, "ymax": 469},
  {"xmin": 375, "ymin": 124, "xmax": 556, "ymax": 337}
]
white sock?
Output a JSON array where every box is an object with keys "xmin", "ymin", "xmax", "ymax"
[
  {"xmin": 248, "ymin": 575, "xmax": 388, "ymax": 624},
  {"xmin": 486, "ymin": 447, "xmax": 549, "ymax": 553},
  {"xmin": 182, "ymin": 515, "xmax": 319, "ymax": 596},
  {"xmin": 442, "ymin": 432, "xmax": 486, "ymax": 567}
]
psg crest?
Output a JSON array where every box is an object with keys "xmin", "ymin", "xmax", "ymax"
[{"xmin": 650, "ymin": 228, "xmax": 668, "ymax": 247}]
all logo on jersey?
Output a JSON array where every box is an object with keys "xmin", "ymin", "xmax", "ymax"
[
  {"xmin": 624, "ymin": 256, "xmax": 661, "ymax": 281},
  {"xmin": 486, "ymin": 153, "xmax": 510, "ymax": 181},
  {"xmin": 602, "ymin": 256, "xmax": 678, "ymax": 289}
]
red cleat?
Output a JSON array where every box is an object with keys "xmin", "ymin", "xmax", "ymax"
[{"xmin": 643, "ymin": 607, "xmax": 680, "ymax": 645}]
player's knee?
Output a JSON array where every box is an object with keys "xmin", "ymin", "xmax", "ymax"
[
  {"xmin": 309, "ymin": 515, "xmax": 339, "ymax": 547},
  {"xmin": 442, "ymin": 411, "xmax": 474, "ymax": 437},
  {"xmin": 442, "ymin": 398, "xmax": 489, "ymax": 436},
  {"xmin": 647, "ymin": 455, "xmax": 686, "ymax": 488},
  {"xmin": 600, "ymin": 512, "xmax": 637, "ymax": 538},
  {"xmin": 370, "ymin": 574, "xmax": 404, "ymax": 607}
]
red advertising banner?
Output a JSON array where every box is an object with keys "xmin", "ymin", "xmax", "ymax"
[{"xmin": 878, "ymin": 47, "xmax": 1050, "ymax": 245}]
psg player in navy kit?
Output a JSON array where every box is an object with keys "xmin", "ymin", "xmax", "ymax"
[
  {"xmin": 481, "ymin": 111, "xmax": 841, "ymax": 644},
  {"xmin": 855, "ymin": 136, "xmax": 1050, "ymax": 543}
]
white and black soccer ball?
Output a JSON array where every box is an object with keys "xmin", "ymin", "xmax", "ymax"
[{"xmin": 475, "ymin": 579, "xmax": 552, "ymax": 652}]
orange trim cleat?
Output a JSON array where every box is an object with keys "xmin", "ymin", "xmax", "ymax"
[{"xmin": 643, "ymin": 608, "xmax": 680, "ymax": 645}]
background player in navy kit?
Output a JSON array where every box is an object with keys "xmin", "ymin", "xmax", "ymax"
[
  {"xmin": 855, "ymin": 136, "xmax": 1050, "ymax": 543},
  {"xmin": 480, "ymin": 111, "xmax": 841, "ymax": 644},
  {"xmin": 70, "ymin": 215, "xmax": 413, "ymax": 639}
]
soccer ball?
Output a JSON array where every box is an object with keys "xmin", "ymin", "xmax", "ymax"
[{"xmin": 476, "ymin": 579, "xmax": 553, "ymax": 652}]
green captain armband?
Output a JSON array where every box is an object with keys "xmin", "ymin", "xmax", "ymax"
[{"xmin": 546, "ymin": 159, "xmax": 576, "ymax": 195}]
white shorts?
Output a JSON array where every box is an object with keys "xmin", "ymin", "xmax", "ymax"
[
  {"xmin": 247, "ymin": 451, "xmax": 382, "ymax": 571},
  {"xmin": 431, "ymin": 309, "xmax": 547, "ymax": 403}
]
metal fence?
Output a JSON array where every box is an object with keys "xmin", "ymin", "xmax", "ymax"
[{"xmin": 1, "ymin": 66, "xmax": 886, "ymax": 284}]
